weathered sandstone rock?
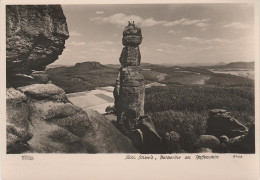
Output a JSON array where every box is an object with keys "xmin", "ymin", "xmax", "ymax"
[
  {"xmin": 18, "ymin": 84, "xmax": 68, "ymax": 102},
  {"xmin": 6, "ymin": 88, "xmax": 30, "ymax": 130},
  {"xmin": 6, "ymin": 84, "xmax": 90, "ymax": 153},
  {"xmin": 115, "ymin": 22, "xmax": 145, "ymax": 133},
  {"xmin": 163, "ymin": 131, "xmax": 181, "ymax": 153},
  {"xmin": 6, "ymin": 5, "xmax": 69, "ymax": 75},
  {"xmin": 114, "ymin": 21, "xmax": 162, "ymax": 153},
  {"xmin": 7, "ymin": 83, "xmax": 139, "ymax": 153},
  {"xmin": 122, "ymin": 21, "xmax": 142, "ymax": 47},
  {"xmin": 83, "ymin": 109, "xmax": 138, "ymax": 153},
  {"xmin": 195, "ymin": 148, "xmax": 213, "ymax": 153},
  {"xmin": 194, "ymin": 135, "xmax": 220, "ymax": 152},
  {"xmin": 120, "ymin": 46, "xmax": 141, "ymax": 66},
  {"xmin": 133, "ymin": 116, "xmax": 162, "ymax": 153},
  {"xmin": 7, "ymin": 123, "xmax": 33, "ymax": 153},
  {"xmin": 206, "ymin": 109, "xmax": 248, "ymax": 138},
  {"xmin": 117, "ymin": 66, "xmax": 145, "ymax": 131},
  {"xmin": 6, "ymin": 6, "xmax": 138, "ymax": 154},
  {"xmin": 227, "ymin": 124, "xmax": 255, "ymax": 153}
]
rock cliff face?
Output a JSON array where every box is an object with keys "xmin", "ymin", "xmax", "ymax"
[
  {"xmin": 6, "ymin": 6, "xmax": 137, "ymax": 154},
  {"xmin": 6, "ymin": 5, "xmax": 69, "ymax": 75}
]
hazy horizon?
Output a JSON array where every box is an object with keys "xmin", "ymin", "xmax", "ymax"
[{"xmin": 51, "ymin": 4, "xmax": 255, "ymax": 66}]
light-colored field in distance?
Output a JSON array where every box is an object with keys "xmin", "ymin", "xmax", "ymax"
[
  {"xmin": 209, "ymin": 69, "xmax": 254, "ymax": 79},
  {"xmin": 67, "ymin": 86, "xmax": 114, "ymax": 114},
  {"xmin": 67, "ymin": 82, "xmax": 169, "ymax": 114}
]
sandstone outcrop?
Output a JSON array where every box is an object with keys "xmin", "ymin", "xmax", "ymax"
[
  {"xmin": 114, "ymin": 21, "xmax": 145, "ymax": 134},
  {"xmin": 206, "ymin": 109, "xmax": 248, "ymax": 138},
  {"xmin": 18, "ymin": 84, "xmax": 68, "ymax": 102},
  {"xmin": 7, "ymin": 84, "xmax": 137, "ymax": 153},
  {"xmin": 194, "ymin": 135, "xmax": 220, "ymax": 152},
  {"xmin": 221, "ymin": 124, "xmax": 255, "ymax": 153},
  {"xmin": 6, "ymin": 6, "xmax": 137, "ymax": 154},
  {"xmin": 113, "ymin": 21, "xmax": 163, "ymax": 153},
  {"xmin": 83, "ymin": 110, "xmax": 138, "ymax": 153},
  {"xmin": 205, "ymin": 109, "xmax": 254, "ymax": 153},
  {"xmin": 6, "ymin": 5, "xmax": 69, "ymax": 75},
  {"xmin": 163, "ymin": 131, "xmax": 181, "ymax": 153},
  {"xmin": 132, "ymin": 116, "xmax": 162, "ymax": 153},
  {"xmin": 7, "ymin": 123, "xmax": 33, "ymax": 153},
  {"xmin": 6, "ymin": 84, "xmax": 90, "ymax": 153}
]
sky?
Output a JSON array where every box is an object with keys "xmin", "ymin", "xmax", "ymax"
[{"xmin": 53, "ymin": 3, "xmax": 255, "ymax": 66}]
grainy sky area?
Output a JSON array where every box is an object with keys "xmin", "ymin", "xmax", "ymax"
[{"xmin": 53, "ymin": 3, "xmax": 255, "ymax": 66}]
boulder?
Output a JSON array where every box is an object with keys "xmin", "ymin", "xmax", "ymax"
[
  {"xmin": 6, "ymin": 85, "xmax": 139, "ymax": 153},
  {"xmin": 82, "ymin": 109, "xmax": 138, "ymax": 153},
  {"xmin": 7, "ymin": 123, "xmax": 33, "ymax": 153},
  {"xmin": 206, "ymin": 109, "xmax": 248, "ymax": 138},
  {"xmin": 18, "ymin": 84, "xmax": 68, "ymax": 102},
  {"xmin": 196, "ymin": 148, "xmax": 213, "ymax": 153},
  {"xmin": 194, "ymin": 135, "xmax": 220, "ymax": 152},
  {"xmin": 28, "ymin": 122, "xmax": 85, "ymax": 153},
  {"xmin": 6, "ymin": 5, "xmax": 69, "ymax": 75},
  {"xmin": 243, "ymin": 124, "xmax": 255, "ymax": 153},
  {"xmin": 163, "ymin": 131, "xmax": 181, "ymax": 153},
  {"xmin": 6, "ymin": 88, "xmax": 30, "ymax": 130},
  {"xmin": 28, "ymin": 100, "xmax": 90, "ymax": 137},
  {"xmin": 7, "ymin": 84, "xmax": 91, "ymax": 153},
  {"xmin": 219, "ymin": 135, "xmax": 229, "ymax": 144},
  {"xmin": 131, "ymin": 129, "xmax": 144, "ymax": 150},
  {"xmin": 134, "ymin": 116, "xmax": 162, "ymax": 153},
  {"xmin": 227, "ymin": 124, "xmax": 255, "ymax": 153}
]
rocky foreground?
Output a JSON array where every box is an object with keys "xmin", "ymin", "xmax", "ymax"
[{"xmin": 7, "ymin": 84, "xmax": 137, "ymax": 153}]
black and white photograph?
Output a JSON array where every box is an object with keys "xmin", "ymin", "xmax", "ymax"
[
  {"xmin": 1, "ymin": 1, "xmax": 259, "ymax": 179},
  {"xmin": 4, "ymin": 3, "xmax": 257, "ymax": 154}
]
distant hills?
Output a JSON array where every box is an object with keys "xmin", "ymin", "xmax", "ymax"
[
  {"xmin": 225, "ymin": 62, "xmax": 254, "ymax": 69},
  {"xmin": 46, "ymin": 61, "xmax": 254, "ymax": 94},
  {"xmin": 48, "ymin": 61, "xmax": 254, "ymax": 70},
  {"xmin": 215, "ymin": 62, "xmax": 226, "ymax": 66},
  {"xmin": 46, "ymin": 61, "xmax": 118, "ymax": 93},
  {"xmin": 199, "ymin": 61, "xmax": 254, "ymax": 70}
]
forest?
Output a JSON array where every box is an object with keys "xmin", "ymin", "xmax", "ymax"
[{"xmin": 145, "ymin": 84, "xmax": 254, "ymax": 152}]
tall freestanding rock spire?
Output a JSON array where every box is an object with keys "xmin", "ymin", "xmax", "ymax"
[
  {"xmin": 113, "ymin": 21, "xmax": 145, "ymax": 135},
  {"xmin": 114, "ymin": 21, "xmax": 163, "ymax": 153}
]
